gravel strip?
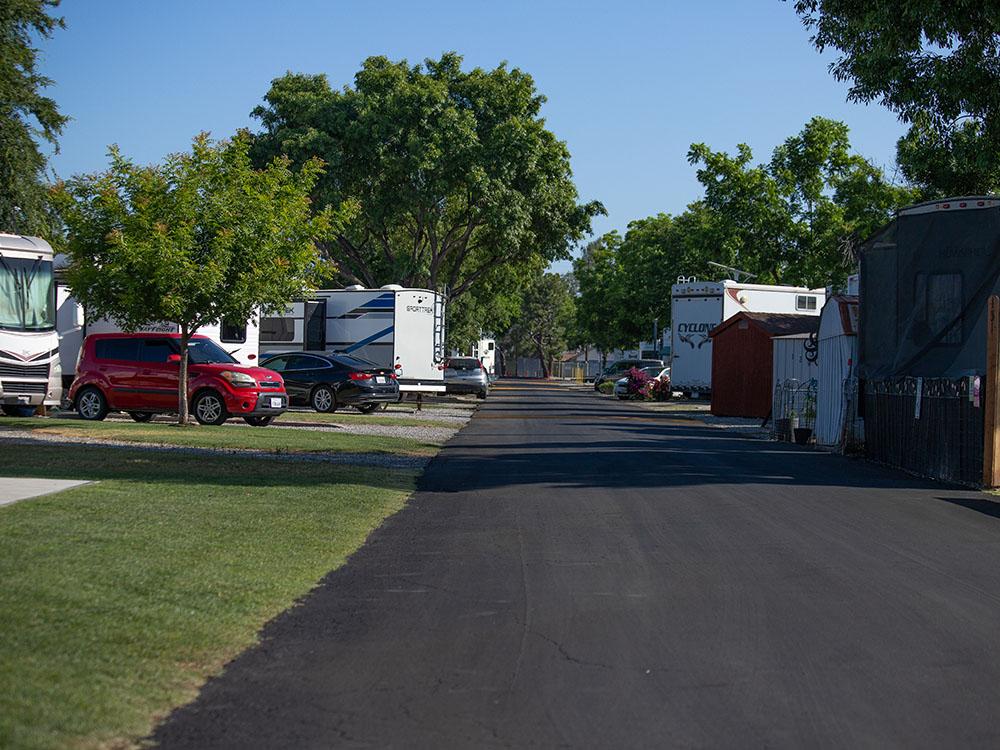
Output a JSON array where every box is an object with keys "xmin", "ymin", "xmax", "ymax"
[
  {"xmin": 268, "ymin": 422, "xmax": 458, "ymax": 442},
  {"xmin": 0, "ymin": 430, "xmax": 431, "ymax": 470}
]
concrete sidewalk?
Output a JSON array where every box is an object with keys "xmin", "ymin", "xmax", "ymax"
[{"xmin": 0, "ymin": 478, "xmax": 91, "ymax": 507}]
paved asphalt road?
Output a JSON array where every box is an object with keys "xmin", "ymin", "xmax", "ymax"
[{"xmin": 155, "ymin": 381, "xmax": 1000, "ymax": 748}]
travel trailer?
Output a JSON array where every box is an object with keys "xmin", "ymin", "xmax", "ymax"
[
  {"xmin": 0, "ymin": 234, "xmax": 62, "ymax": 413},
  {"xmin": 56, "ymin": 284, "xmax": 260, "ymax": 388},
  {"xmin": 259, "ymin": 286, "xmax": 447, "ymax": 394},
  {"xmin": 670, "ymin": 279, "xmax": 825, "ymax": 395},
  {"xmin": 472, "ymin": 338, "xmax": 497, "ymax": 377}
]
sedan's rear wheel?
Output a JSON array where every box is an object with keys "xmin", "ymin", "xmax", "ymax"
[
  {"xmin": 311, "ymin": 385, "xmax": 337, "ymax": 413},
  {"xmin": 193, "ymin": 391, "xmax": 228, "ymax": 426}
]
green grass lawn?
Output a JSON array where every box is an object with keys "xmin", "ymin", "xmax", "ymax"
[
  {"xmin": 0, "ymin": 446, "xmax": 416, "ymax": 749},
  {"xmin": 0, "ymin": 417, "xmax": 440, "ymax": 455}
]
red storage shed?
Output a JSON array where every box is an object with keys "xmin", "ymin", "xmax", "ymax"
[{"xmin": 709, "ymin": 312, "xmax": 820, "ymax": 418}]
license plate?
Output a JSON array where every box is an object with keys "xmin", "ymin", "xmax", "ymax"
[
  {"xmin": 269, "ymin": 397, "xmax": 283, "ymax": 408},
  {"xmin": 376, "ymin": 376, "xmax": 387, "ymax": 383},
  {"xmin": 17, "ymin": 396, "xmax": 30, "ymax": 404}
]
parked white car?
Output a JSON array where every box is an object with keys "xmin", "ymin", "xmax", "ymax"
[{"xmin": 614, "ymin": 366, "xmax": 670, "ymax": 399}]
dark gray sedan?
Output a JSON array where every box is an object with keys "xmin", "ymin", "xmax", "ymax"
[{"xmin": 259, "ymin": 352, "xmax": 400, "ymax": 413}]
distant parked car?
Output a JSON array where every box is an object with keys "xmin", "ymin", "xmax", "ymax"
[
  {"xmin": 594, "ymin": 359, "xmax": 664, "ymax": 391},
  {"xmin": 614, "ymin": 366, "xmax": 670, "ymax": 399},
  {"xmin": 259, "ymin": 351, "xmax": 399, "ymax": 413},
  {"xmin": 444, "ymin": 357, "xmax": 489, "ymax": 399},
  {"xmin": 68, "ymin": 333, "xmax": 287, "ymax": 426}
]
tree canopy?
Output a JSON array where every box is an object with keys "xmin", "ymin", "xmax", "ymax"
[
  {"xmin": 572, "ymin": 118, "xmax": 917, "ymax": 355},
  {"xmin": 249, "ymin": 53, "xmax": 603, "ymax": 298},
  {"xmin": 55, "ymin": 133, "xmax": 347, "ymax": 422},
  {"xmin": 0, "ymin": 0, "xmax": 66, "ymax": 235},
  {"xmin": 689, "ymin": 116, "xmax": 919, "ymax": 288},
  {"xmin": 793, "ymin": 0, "xmax": 1000, "ymax": 194}
]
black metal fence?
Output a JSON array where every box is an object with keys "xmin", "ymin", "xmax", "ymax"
[{"xmin": 863, "ymin": 377, "xmax": 983, "ymax": 486}]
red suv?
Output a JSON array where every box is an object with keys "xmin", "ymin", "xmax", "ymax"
[{"xmin": 68, "ymin": 333, "xmax": 288, "ymax": 426}]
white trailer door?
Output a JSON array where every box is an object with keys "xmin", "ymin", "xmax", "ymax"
[
  {"xmin": 670, "ymin": 292, "xmax": 722, "ymax": 392},
  {"xmin": 394, "ymin": 290, "xmax": 444, "ymax": 392}
]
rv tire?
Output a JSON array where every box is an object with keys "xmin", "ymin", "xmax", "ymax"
[
  {"xmin": 76, "ymin": 387, "xmax": 109, "ymax": 421},
  {"xmin": 356, "ymin": 402, "xmax": 379, "ymax": 414},
  {"xmin": 311, "ymin": 385, "xmax": 337, "ymax": 413},
  {"xmin": 128, "ymin": 412, "xmax": 154, "ymax": 423},
  {"xmin": 244, "ymin": 416, "xmax": 274, "ymax": 427}
]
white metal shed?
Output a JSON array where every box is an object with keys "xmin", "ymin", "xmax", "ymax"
[{"xmin": 815, "ymin": 295, "xmax": 859, "ymax": 447}]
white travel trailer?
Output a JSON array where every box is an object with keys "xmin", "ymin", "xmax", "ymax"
[
  {"xmin": 472, "ymin": 338, "xmax": 497, "ymax": 376},
  {"xmin": 259, "ymin": 286, "xmax": 447, "ymax": 393},
  {"xmin": 55, "ymin": 283, "xmax": 261, "ymax": 387},
  {"xmin": 0, "ymin": 234, "xmax": 62, "ymax": 413},
  {"xmin": 670, "ymin": 279, "xmax": 826, "ymax": 395}
]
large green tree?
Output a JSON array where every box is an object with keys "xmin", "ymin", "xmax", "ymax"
[
  {"xmin": 503, "ymin": 272, "xmax": 574, "ymax": 378},
  {"xmin": 0, "ymin": 0, "xmax": 66, "ymax": 235},
  {"xmin": 573, "ymin": 234, "xmax": 629, "ymax": 356},
  {"xmin": 445, "ymin": 257, "xmax": 543, "ymax": 353},
  {"xmin": 249, "ymin": 53, "xmax": 603, "ymax": 298},
  {"xmin": 54, "ymin": 134, "xmax": 346, "ymax": 423},
  {"xmin": 792, "ymin": 0, "xmax": 1000, "ymax": 194},
  {"xmin": 689, "ymin": 117, "xmax": 918, "ymax": 287}
]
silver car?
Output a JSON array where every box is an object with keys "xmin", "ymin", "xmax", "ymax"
[{"xmin": 444, "ymin": 357, "xmax": 489, "ymax": 400}]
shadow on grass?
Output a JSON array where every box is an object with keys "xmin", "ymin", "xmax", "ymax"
[{"xmin": 2, "ymin": 444, "xmax": 417, "ymax": 493}]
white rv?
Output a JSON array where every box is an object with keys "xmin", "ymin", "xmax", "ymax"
[
  {"xmin": 55, "ymin": 283, "xmax": 261, "ymax": 387},
  {"xmin": 670, "ymin": 279, "xmax": 825, "ymax": 395},
  {"xmin": 0, "ymin": 234, "xmax": 62, "ymax": 413},
  {"xmin": 259, "ymin": 286, "xmax": 447, "ymax": 393},
  {"xmin": 472, "ymin": 338, "xmax": 497, "ymax": 376}
]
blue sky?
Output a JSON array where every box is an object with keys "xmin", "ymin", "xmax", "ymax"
[{"xmin": 42, "ymin": 1, "xmax": 907, "ymax": 270}]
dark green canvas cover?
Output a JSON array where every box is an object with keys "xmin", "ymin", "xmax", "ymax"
[{"xmin": 860, "ymin": 199, "xmax": 1000, "ymax": 379}]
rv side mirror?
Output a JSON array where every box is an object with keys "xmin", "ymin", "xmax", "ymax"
[{"xmin": 167, "ymin": 354, "xmax": 181, "ymax": 364}]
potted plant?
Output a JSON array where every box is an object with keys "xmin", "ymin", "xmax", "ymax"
[{"xmin": 793, "ymin": 397, "xmax": 815, "ymax": 445}]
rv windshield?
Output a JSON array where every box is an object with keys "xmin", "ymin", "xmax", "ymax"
[{"xmin": 0, "ymin": 256, "xmax": 55, "ymax": 332}]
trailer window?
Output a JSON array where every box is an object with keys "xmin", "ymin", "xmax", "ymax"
[
  {"xmin": 795, "ymin": 295, "xmax": 817, "ymax": 311},
  {"xmin": 220, "ymin": 319, "xmax": 247, "ymax": 344},
  {"xmin": 260, "ymin": 316, "xmax": 294, "ymax": 342}
]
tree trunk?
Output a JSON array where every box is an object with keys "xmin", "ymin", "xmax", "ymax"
[
  {"xmin": 179, "ymin": 325, "xmax": 191, "ymax": 425},
  {"xmin": 535, "ymin": 337, "xmax": 549, "ymax": 379}
]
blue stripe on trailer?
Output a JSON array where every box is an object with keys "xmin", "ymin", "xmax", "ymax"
[
  {"xmin": 344, "ymin": 325, "xmax": 395, "ymax": 353},
  {"xmin": 360, "ymin": 298, "xmax": 395, "ymax": 309}
]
